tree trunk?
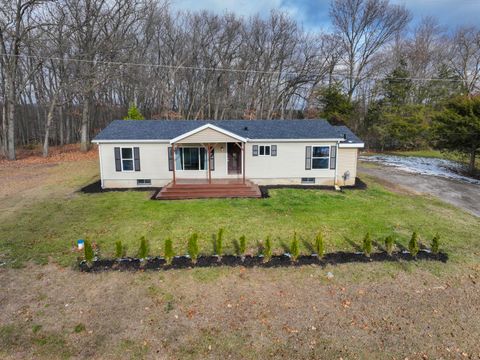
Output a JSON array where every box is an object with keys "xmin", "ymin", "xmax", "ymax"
[
  {"xmin": 469, "ymin": 148, "xmax": 477, "ymax": 175},
  {"xmin": 6, "ymin": 75, "xmax": 16, "ymax": 160},
  {"xmin": 1, "ymin": 101, "xmax": 7, "ymax": 156},
  {"xmin": 59, "ymin": 105, "xmax": 64, "ymax": 146},
  {"xmin": 80, "ymin": 93, "xmax": 91, "ymax": 152},
  {"xmin": 43, "ymin": 96, "xmax": 57, "ymax": 157}
]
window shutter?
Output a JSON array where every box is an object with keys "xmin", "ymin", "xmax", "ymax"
[
  {"xmin": 271, "ymin": 145, "xmax": 277, "ymax": 156},
  {"xmin": 114, "ymin": 147, "xmax": 121, "ymax": 171},
  {"xmin": 134, "ymin": 147, "xmax": 140, "ymax": 171},
  {"xmin": 210, "ymin": 149, "xmax": 215, "ymax": 171},
  {"xmin": 330, "ymin": 145, "xmax": 336, "ymax": 170},
  {"xmin": 168, "ymin": 147, "xmax": 173, "ymax": 171},
  {"xmin": 252, "ymin": 145, "xmax": 258, "ymax": 156},
  {"xmin": 305, "ymin": 146, "xmax": 312, "ymax": 170}
]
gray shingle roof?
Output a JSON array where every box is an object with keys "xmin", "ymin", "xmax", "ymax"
[{"xmin": 92, "ymin": 119, "xmax": 363, "ymax": 143}]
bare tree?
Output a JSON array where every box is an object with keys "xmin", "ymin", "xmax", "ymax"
[
  {"xmin": 0, "ymin": 0, "xmax": 46, "ymax": 159},
  {"xmin": 330, "ymin": 0, "xmax": 411, "ymax": 99},
  {"xmin": 449, "ymin": 27, "xmax": 480, "ymax": 95}
]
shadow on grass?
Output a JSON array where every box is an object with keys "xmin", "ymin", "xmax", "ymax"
[
  {"xmin": 279, "ymin": 240, "xmax": 290, "ymax": 254},
  {"xmin": 232, "ymin": 239, "xmax": 241, "ymax": 256},
  {"xmin": 395, "ymin": 241, "xmax": 407, "ymax": 252},
  {"xmin": 343, "ymin": 236, "xmax": 362, "ymax": 252},
  {"xmin": 302, "ymin": 238, "xmax": 314, "ymax": 254}
]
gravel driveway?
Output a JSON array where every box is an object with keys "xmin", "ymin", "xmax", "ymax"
[{"xmin": 359, "ymin": 163, "xmax": 480, "ymax": 217}]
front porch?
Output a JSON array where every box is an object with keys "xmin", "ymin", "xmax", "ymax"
[
  {"xmin": 169, "ymin": 123, "xmax": 248, "ymax": 185},
  {"xmin": 155, "ymin": 178, "xmax": 261, "ymax": 200}
]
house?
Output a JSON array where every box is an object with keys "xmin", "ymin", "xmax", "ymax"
[{"xmin": 92, "ymin": 119, "xmax": 364, "ymax": 199}]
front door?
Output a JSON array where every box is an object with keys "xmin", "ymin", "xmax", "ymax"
[{"xmin": 227, "ymin": 143, "xmax": 242, "ymax": 174}]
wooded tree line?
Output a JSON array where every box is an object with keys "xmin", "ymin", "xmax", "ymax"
[{"xmin": 0, "ymin": 0, "xmax": 479, "ymax": 163}]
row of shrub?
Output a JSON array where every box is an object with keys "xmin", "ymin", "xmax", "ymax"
[{"xmin": 82, "ymin": 230, "xmax": 441, "ymax": 264}]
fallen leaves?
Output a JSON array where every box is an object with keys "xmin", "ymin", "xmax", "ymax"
[{"xmin": 0, "ymin": 144, "xmax": 97, "ymax": 168}]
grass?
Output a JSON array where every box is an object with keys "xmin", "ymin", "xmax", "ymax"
[
  {"xmin": 2, "ymin": 155, "xmax": 480, "ymax": 359},
  {"xmin": 0, "ymin": 165, "xmax": 478, "ymax": 267}
]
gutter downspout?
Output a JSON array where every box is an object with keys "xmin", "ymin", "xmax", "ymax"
[
  {"xmin": 334, "ymin": 141, "xmax": 339, "ymax": 189},
  {"xmin": 98, "ymin": 144, "xmax": 105, "ymax": 189}
]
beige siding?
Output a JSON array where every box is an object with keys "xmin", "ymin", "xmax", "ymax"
[
  {"xmin": 245, "ymin": 142, "xmax": 337, "ymax": 185},
  {"xmin": 98, "ymin": 141, "xmax": 360, "ymax": 188},
  {"xmin": 336, "ymin": 148, "xmax": 358, "ymax": 186},
  {"xmin": 177, "ymin": 128, "xmax": 240, "ymax": 143}
]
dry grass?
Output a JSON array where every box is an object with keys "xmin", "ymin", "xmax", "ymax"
[{"xmin": 1, "ymin": 263, "xmax": 479, "ymax": 359}]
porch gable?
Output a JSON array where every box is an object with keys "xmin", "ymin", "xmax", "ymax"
[{"xmin": 170, "ymin": 124, "xmax": 246, "ymax": 144}]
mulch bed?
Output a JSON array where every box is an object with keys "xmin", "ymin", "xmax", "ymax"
[
  {"xmin": 79, "ymin": 250, "xmax": 448, "ymax": 272},
  {"xmin": 259, "ymin": 177, "xmax": 366, "ymax": 198},
  {"xmin": 79, "ymin": 180, "xmax": 162, "ymax": 194},
  {"xmin": 80, "ymin": 177, "xmax": 366, "ymax": 198}
]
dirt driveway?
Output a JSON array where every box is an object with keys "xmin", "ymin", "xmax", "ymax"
[{"xmin": 359, "ymin": 163, "xmax": 480, "ymax": 217}]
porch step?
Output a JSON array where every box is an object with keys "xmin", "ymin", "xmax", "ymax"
[{"xmin": 156, "ymin": 180, "xmax": 261, "ymax": 200}]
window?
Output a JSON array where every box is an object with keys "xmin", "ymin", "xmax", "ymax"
[
  {"xmin": 301, "ymin": 177, "xmax": 315, "ymax": 184},
  {"xmin": 175, "ymin": 147, "xmax": 213, "ymax": 170},
  {"xmin": 259, "ymin": 145, "xmax": 270, "ymax": 156},
  {"xmin": 121, "ymin": 147, "xmax": 134, "ymax": 171},
  {"xmin": 137, "ymin": 179, "xmax": 151, "ymax": 186},
  {"xmin": 311, "ymin": 146, "xmax": 329, "ymax": 169}
]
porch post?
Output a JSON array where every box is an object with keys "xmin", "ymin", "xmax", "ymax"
[
  {"xmin": 242, "ymin": 142, "xmax": 245, "ymax": 184},
  {"xmin": 171, "ymin": 144, "xmax": 176, "ymax": 185},
  {"xmin": 207, "ymin": 144, "xmax": 212, "ymax": 184}
]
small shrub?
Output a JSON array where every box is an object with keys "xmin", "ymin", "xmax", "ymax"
[
  {"xmin": 409, "ymin": 231, "xmax": 419, "ymax": 258},
  {"xmin": 74, "ymin": 323, "xmax": 86, "ymax": 333},
  {"xmin": 239, "ymin": 235, "xmax": 246, "ymax": 256},
  {"xmin": 384, "ymin": 235, "xmax": 394, "ymax": 256},
  {"xmin": 431, "ymin": 234, "xmax": 440, "ymax": 254},
  {"xmin": 32, "ymin": 324, "xmax": 42, "ymax": 334},
  {"xmin": 115, "ymin": 241, "xmax": 126, "ymax": 258},
  {"xmin": 264, "ymin": 236, "xmax": 272, "ymax": 261},
  {"xmin": 188, "ymin": 233, "xmax": 199, "ymax": 263},
  {"xmin": 314, "ymin": 232, "xmax": 324, "ymax": 258},
  {"xmin": 216, "ymin": 228, "xmax": 224, "ymax": 256},
  {"xmin": 138, "ymin": 236, "xmax": 149, "ymax": 259},
  {"xmin": 290, "ymin": 233, "xmax": 300, "ymax": 261},
  {"xmin": 363, "ymin": 232, "xmax": 372, "ymax": 257},
  {"xmin": 84, "ymin": 239, "xmax": 94, "ymax": 263},
  {"xmin": 164, "ymin": 238, "xmax": 174, "ymax": 265}
]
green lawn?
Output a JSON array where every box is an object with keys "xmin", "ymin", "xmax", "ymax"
[{"xmin": 1, "ymin": 163, "xmax": 478, "ymax": 267}]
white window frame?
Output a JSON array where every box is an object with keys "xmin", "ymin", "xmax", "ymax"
[
  {"xmin": 311, "ymin": 145, "xmax": 330, "ymax": 170},
  {"xmin": 175, "ymin": 146, "xmax": 211, "ymax": 171},
  {"xmin": 136, "ymin": 179, "xmax": 151, "ymax": 186},
  {"xmin": 120, "ymin": 147, "xmax": 135, "ymax": 172},
  {"xmin": 259, "ymin": 145, "xmax": 271, "ymax": 156}
]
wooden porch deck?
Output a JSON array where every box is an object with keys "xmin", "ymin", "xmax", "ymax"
[{"xmin": 155, "ymin": 179, "xmax": 261, "ymax": 200}]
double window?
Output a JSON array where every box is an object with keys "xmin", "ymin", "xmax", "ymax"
[
  {"xmin": 259, "ymin": 145, "xmax": 270, "ymax": 156},
  {"xmin": 252, "ymin": 144, "xmax": 277, "ymax": 157},
  {"xmin": 175, "ymin": 147, "xmax": 214, "ymax": 170},
  {"xmin": 311, "ymin": 146, "xmax": 330, "ymax": 169},
  {"xmin": 121, "ymin": 147, "xmax": 134, "ymax": 171}
]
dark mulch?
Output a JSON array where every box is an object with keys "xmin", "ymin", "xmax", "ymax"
[
  {"xmin": 259, "ymin": 177, "xmax": 367, "ymax": 198},
  {"xmin": 80, "ymin": 178, "xmax": 366, "ymax": 198},
  {"xmin": 79, "ymin": 180, "xmax": 161, "ymax": 194},
  {"xmin": 79, "ymin": 250, "xmax": 448, "ymax": 272}
]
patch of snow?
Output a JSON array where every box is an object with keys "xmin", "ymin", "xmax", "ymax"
[{"xmin": 360, "ymin": 155, "xmax": 480, "ymax": 185}]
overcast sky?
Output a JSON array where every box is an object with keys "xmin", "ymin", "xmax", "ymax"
[{"xmin": 170, "ymin": 0, "xmax": 480, "ymax": 32}]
